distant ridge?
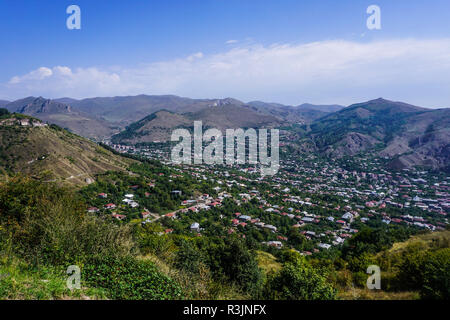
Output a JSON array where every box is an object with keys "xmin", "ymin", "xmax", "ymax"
[
  {"xmin": 5, "ymin": 97, "xmax": 116, "ymax": 140},
  {"xmin": 58, "ymin": 95, "xmax": 247, "ymax": 124},
  {"xmin": 111, "ymin": 104, "xmax": 282, "ymax": 144},
  {"xmin": 3, "ymin": 94, "xmax": 449, "ymax": 171},
  {"xmin": 296, "ymin": 103, "xmax": 344, "ymax": 113},
  {"xmin": 307, "ymin": 98, "xmax": 448, "ymax": 171},
  {"xmin": 247, "ymin": 101, "xmax": 343, "ymax": 123},
  {"xmin": 0, "ymin": 100, "xmax": 10, "ymax": 108}
]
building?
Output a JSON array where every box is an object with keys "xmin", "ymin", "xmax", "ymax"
[
  {"xmin": 104, "ymin": 203, "xmax": 116, "ymax": 209},
  {"xmin": 190, "ymin": 222, "xmax": 200, "ymax": 232},
  {"xmin": 266, "ymin": 241, "xmax": 283, "ymax": 248}
]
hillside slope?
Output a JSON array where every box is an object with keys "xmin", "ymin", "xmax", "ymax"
[
  {"xmin": 247, "ymin": 101, "xmax": 340, "ymax": 123},
  {"xmin": 112, "ymin": 105, "xmax": 282, "ymax": 144},
  {"xmin": 0, "ymin": 114, "xmax": 133, "ymax": 185},
  {"xmin": 6, "ymin": 97, "xmax": 117, "ymax": 140},
  {"xmin": 297, "ymin": 103, "xmax": 344, "ymax": 113},
  {"xmin": 0, "ymin": 100, "xmax": 9, "ymax": 108},
  {"xmin": 58, "ymin": 95, "xmax": 247, "ymax": 125},
  {"xmin": 307, "ymin": 98, "xmax": 449, "ymax": 170}
]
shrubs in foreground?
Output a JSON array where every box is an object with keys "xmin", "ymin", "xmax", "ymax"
[
  {"xmin": 0, "ymin": 176, "xmax": 183, "ymax": 300},
  {"xmin": 2, "ymin": 175, "xmax": 446, "ymax": 300},
  {"xmin": 264, "ymin": 256, "xmax": 337, "ymax": 300},
  {"xmin": 395, "ymin": 245, "xmax": 450, "ymax": 300},
  {"xmin": 83, "ymin": 256, "xmax": 183, "ymax": 300},
  {"xmin": 0, "ymin": 175, "xmax": 135, "ymax": 266}
]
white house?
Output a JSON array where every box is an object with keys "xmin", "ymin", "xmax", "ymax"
[
  {"xmin": 190, "ymin": 222, "xmax": 200, "ymax": 232},
  {"xmin": 318, "ymin": 243, "xmax": 331, "ymax": 250},
  {"xmin": 342, "ymin": 212, "xmax": 354, "ymax": 221}
]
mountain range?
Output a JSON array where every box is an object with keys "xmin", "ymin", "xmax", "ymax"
[
  {"xmin": 5, "ymin": 95, "xmax": 342, "ymax": 140},
  {"xmin": 306, "ymin": 98, "xmax": 449, "ymax": 171},
  {"xmin": 0, "ymin": 100, "xmax": 10, "ymax": 108},
  {"xmin": 2, "ymin": 94, "xmax": 449, "ymax": 171},
  {"xmin": 5, "ymin": 97, "xmax": 119, "ymax": 140},
  {"xmin": 111, "ymin": 105, "xmax": 281, "ymax": 145},
  {"xmin": 246, "ymin": 101, "xmax": 344, "ymax": 124}
]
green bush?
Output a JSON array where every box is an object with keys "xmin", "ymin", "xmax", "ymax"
[
  {"xmin": 215, "ymin": 238, "xmax": 263, "ymax": 298},
  {"xmin": 394, "ymin": 244, "xmax": 449, "ymax": 299},
  {"xmin": 267, "ymin": 257, "xmax": 336, "ymax": 300},
  {"xmin": 83, "ymin": 256, "xmax": 183, "ymax": 300},
  {"xmin": 396, "ymin": 243, "xmax": 428, "ymax": 291},
  {"xmin": 421, "ymin": 248, "xmax": 450, "ymax": 300},
  {"xmin": 137, "ymin": 223, "xmax": 177, "ymax": 260},
  {"xmin": 174, "ymin": 240, "xmax": 205, "ymax": 274},
  {"xmin": 352, "ymin": 271, "xmax": 368, "ymax": 288},
  {"xmin": 0, "ymin": 176, "xmax": 135, "ymax": 266},
  {"xmin": 347, "ymin": 252, "xmax": 376, "ymax": 273},
  {"xmin": 0, "ymin": 108, "xmax": 9, "ymax": 117}
]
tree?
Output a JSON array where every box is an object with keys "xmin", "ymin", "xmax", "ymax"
[
  {"xmin": 342, "ymin": 227, "xmax": 395, "ymax": 258},
  {"xmin": 267, "ymin": 257, "xmax": 336, "ymax": 300},
  {"xmin": 0, "ymin": 175, "xmax": 135, "ymax": 265},
  {"xmin": 0, "ymin": 108, "xmax": 9, "ymax": 117},
  {"xmin": 219, "ymin": 237, "xmax": 263, "ymax": 297},
  {"xmin": 396, "ymin": 243, "xmax": 427, "ymax": 290},
  {"xmin": 421, "ymin": 248, "xmax": 450, "ymax": 300},
  {"xmin": 174, "ymin": 239, "xmax": 204, "ymax": 274}
]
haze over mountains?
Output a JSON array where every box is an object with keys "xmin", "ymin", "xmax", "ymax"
[
  {"xmin": 247, "ymin": 101, "xmax": 344, "ymax": 124},
  {"xmin": 111, "ymin": 106, "xmax": 281, "ymax": 145},
  {"xmin": 4, "ymin": 95, "xmax": 343, "ymax": 139},
  {"xmin": 2, "ymin": 94, "xmax": 449, "ymax": 171},
  {"xmin": 0, "ymin": 100, "xmax": 9, "ymax": 108},
  {"xmin": 55, "ymin": 95, "xmax": 253, "ymax": 125}
]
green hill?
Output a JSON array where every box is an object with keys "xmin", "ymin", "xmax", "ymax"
[
  {"xmin": 6, "ymin": 97, "xmax": 117, "ymax": 140},
  {"xmin": 111, "ymin": 104, "xmax": 282, "ymax": 144},
  {"xmin": 337, "ymin": 230, "xmax": 449, "ymax": 300},
  {"xmin": 306, "ymin": 98, "xmax": 450, "ymax": 171},
  {"xmin": 0, "ymin": 113, "xmax": 134, "ymax": 185}
]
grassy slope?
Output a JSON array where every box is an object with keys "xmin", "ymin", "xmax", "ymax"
[
  {"xmin": 337, "ymin": 230, "xmax": 449, "ymax": 300},
  {"xmin": 0, "ymin": 258, "xmax": 107, "ymax": 300},
  {"xmin": 44, "ymin": 113, "xmax": 117, "ymax": 140},
  {"xmin": 0, "ymin": 119, "xmax": 134, "ymax": 186},
  {"xmin": 256, "ymin": 250, "xmax": 282, "ymax": 275},
  {"xmin": 387, "ymin": 230, "xmax": 450, "ymax": 254}
]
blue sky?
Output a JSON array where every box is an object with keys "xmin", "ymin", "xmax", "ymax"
[{"xmin": 1, "ymin": 0, "xmax": 450, "ymax": 107}]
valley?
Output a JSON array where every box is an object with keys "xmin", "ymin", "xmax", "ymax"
[{"xmin": 0, "ymin": 94, "xmax": 448, "ymax": 301}]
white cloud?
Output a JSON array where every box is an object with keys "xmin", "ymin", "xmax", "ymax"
[
  {"xmin": 226, "ymin": 39, "xmax": 238, "ymax": 44},
  {"xmin": 186, "ymin": 52, "xmax": 204, "ymax": 62},
  {"xmin": 2, "ymin": 38, "xmax": 450, "ymax": 107},
  {"xmin": 9, "ymin": 67, "xmax": 53, "ymax": 84}
]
